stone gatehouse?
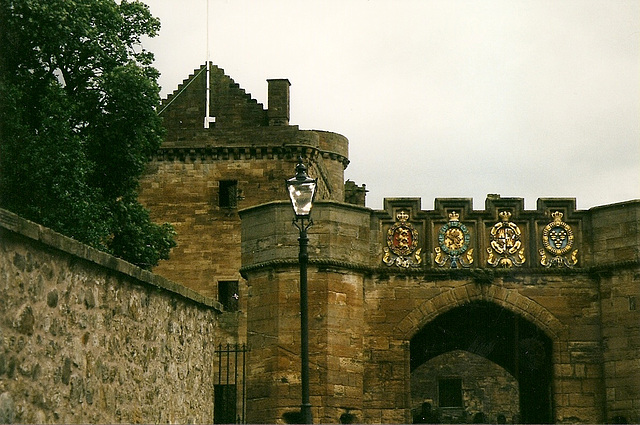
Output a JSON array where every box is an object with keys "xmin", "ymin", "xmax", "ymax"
[
  {"xmin": 239, "ymin": 198, "xmax": 639, "ymax": 424},
  {"xmin": 137, "ymin": 64, "xmax": 638, "ymax": 423},
  {"xmin": 1, "ymin": 63, "xmax": 637, "ymax": 423}
]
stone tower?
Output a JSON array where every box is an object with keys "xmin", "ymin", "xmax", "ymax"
[{"xmin": 138, "ymin": 64, "xmax": 353, "ymax": 305}]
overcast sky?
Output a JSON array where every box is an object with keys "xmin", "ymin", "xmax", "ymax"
[{"xmin": 141, "ymin": 0, "xmax": 639, "ymax": 210}]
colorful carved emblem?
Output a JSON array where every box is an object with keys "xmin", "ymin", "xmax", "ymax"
[
  {"xmin": 383, "ymin": 211, "xmax": 422, "ymax": 268},
  {"xmin": 435, "ymin": 211, "xmax": 473, "ymax": 268},
  {"xmin": 487, "ymin": 211, "xmax": 525, "ymax": 268},
  {"xmin": 539, "ymin": 211, "xmax": 578, "ymax": 267}
]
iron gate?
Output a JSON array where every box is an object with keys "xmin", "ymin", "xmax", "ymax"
[{"xmin": 214, "ymin": 343, "xmax": 247, "ymax": 424}]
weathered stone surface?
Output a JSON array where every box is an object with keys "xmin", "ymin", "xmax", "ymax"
[
  {"xmin": 3, "ymin": 58, "xmax": 640, "ymax": 425},
  {"xmin": 411, "ymin": 350, "xmax": 520, "ymax": 423},
  {"xmin": 46, "ymin": 289, "xmax": 58, "ymax": 308},
  {"xmin": 14, "ymin": 305, "xmax": 34, "ymax": 335},
  {"xmin": 0, "ymin": 209, "xmax": 227, "ymax": 423},
  {"xmin": 241, "ymin": 199, "xmax": 639, "ymax": 424},
  {"xmin": 61, "ymin": 357, "xmax": 72, "ymax": 385},
  {"xmin": 0, "ymin": 392, "xmax": 15, "ymax": 424}
]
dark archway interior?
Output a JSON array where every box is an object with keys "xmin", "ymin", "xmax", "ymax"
[{"xmin": 410, "ymin": 301, "xmax": 553, "ymax": 424}]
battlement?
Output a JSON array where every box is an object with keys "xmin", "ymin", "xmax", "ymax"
[
  {"xmin": 140, "ymin": 65, "xmax": 353, "ymax": 297},
  {"xmin": 140, "ymin": 63, "xmax": 639, "ymax": 424},
  {"xmin": 239, "ymin": 196, "xmax": 640, "ymax": 274}
]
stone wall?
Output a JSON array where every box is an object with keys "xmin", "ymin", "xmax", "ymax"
[
  {"xmin": 140, "ymin": 151, "xmax": 298, "ymax": 299},
  {"xmin": 588, "ymin": 202, "xmax": 640, "ymax": 422},
  {"xmin": 0, "ymin": 209, "xmax": 227, "ymax": 423},
  {"xmin": 411, "ymin": 350, "xmax": 520, "ymax": 424},
  {"xmin": 364, "ymin": 273, "xmax": 603, "ymax": 423},
  {"xmin": 140, "ymin": 64, "xmax": 350, "ymax": 301},
  {"xmin": 240, "ymin": 201, "xmax": 369, "ymax": 424},
  {"xmin": 240, "ymin": 198, "xmax": 640, "ymax": 424}
]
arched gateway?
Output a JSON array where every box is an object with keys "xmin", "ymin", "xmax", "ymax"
[
  {"xmin": 410, "ymin": 300, "xmax": 555, "ymax": 423},
  {"xmin": 140, "ymin": 64, "xmax": 639, "ymax": 424},
  {"xmin": 400, "ymin": 283, "xmax": 566, "ymax": 424}
]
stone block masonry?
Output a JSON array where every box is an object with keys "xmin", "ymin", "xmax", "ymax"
[
  {"xmin": 240, "ymin": 198, "xmax": 640, "ymax": 424},
  {"xmin": 0, "ymin": 209, "xmax": 226, "ymax": 423}
]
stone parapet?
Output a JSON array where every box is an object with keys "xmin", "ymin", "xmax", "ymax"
[
  {"xmin": 586, "ymin": 199, "xmax": 640, "ymax": 266},
  {"xmin": 239, "ymin": 201, "xmax": 371, "ymax": 273},
  {"xmin": 240, "ymin": 197, "xmax": 640, "ymax": 276},
  {"xmin": 152, "ymin": 128, "xmax": 349, "ymax": 171},
  {"xmin": 140, "ymin": 62, "xmax": 351, "ymax": 303},
  {"xmin": 239, "ymin": 197, "xmax": 639, "ymax": 424}
]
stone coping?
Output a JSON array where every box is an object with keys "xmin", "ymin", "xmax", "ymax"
[
  {"xmin": 241, "ymin": 197, "xmax": 640, "ymax": 218},
  {"xmin": 0, "ymin": 208, "xmax": 223, "ymax": 311},
  {"xmin": 587, "ymin": 198, "xmax": 640, "ymax": 211}
]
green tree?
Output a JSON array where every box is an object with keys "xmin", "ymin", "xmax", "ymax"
[{"xmin": 0, "ymin": 0, "xmax": 176, "ymax": 269}]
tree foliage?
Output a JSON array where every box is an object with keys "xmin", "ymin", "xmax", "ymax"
[{"xmin": 0, "ymin": 0, "xmax": 176, "ymax": 269}]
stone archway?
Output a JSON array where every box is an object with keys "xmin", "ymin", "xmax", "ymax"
[
  {"xmin": 400, "ymin": 284, "xmax": 566, "ymax": 424},
  {"xmin": 396, "ymin": 283, "xmax": 566, "ymax": 342},
  {"xmin": 411, "ymin": 301, "xmax": 553, "ymax": 423}
]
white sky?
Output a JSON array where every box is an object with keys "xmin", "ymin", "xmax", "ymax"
[{"xmin": 141, "ymin": 0, "xmax": 639, "ymax": 210}]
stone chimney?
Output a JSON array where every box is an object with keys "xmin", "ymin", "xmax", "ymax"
[
  {"xmin": 267, "ymin": 79, "xmax": 290, "ymax": 126},
  {"xmin": 344, "ymin": 180, "xmax": 367, "ymax": 206}
]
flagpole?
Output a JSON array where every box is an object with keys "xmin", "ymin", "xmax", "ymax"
[{"xmin": 204, "ymin": 0, "xmax": 211, "ymax": 129}]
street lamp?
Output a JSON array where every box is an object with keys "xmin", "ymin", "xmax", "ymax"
[{"xmin": 285, "ymin": 156, "xmax": 317, "ymax": 424}]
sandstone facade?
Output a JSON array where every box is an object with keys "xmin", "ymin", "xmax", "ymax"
[
  {"xmin": 137, "ymin": 64, "xmax": 638, "ymax": 424},
  {"xmin": 139, "ymin": 64, "xmax": 350, "ymax": 304},
  {"xmin": 240, "ymin": 199, "xmax": 639, "ymax": 424}
]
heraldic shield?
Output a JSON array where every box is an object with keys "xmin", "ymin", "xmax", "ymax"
[
  {"xmin": 383, "ymin": 211, "xmax": 422, "ymax": 268},
  {"xmin": 434, "ymin": 211, "xmax": 473, "ymax": 269},
  {"xmin": 487, "ymin": 211, "xmax": 526, "ymax": 268},
  {"xmin": 539, "ymin": 211, "xmax": 578, "ymax": 268}
]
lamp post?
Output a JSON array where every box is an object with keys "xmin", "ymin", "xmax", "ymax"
[{"xmin": 286, "ymin": 156, "xmax": 317, "ymax": 424}]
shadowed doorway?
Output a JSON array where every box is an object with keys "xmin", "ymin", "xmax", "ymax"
[{"xmin": 410, "ymin": 301, "xmax": 553, "ymax": 424}]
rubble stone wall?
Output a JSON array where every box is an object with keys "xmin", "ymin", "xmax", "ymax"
[{"xmin": 0, "ymin": 209, "xmax": 223, "ymax": 423}]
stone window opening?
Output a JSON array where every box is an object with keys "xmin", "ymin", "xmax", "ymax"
[
  {"xmin": 218, "ymin": 280, "xmax": 239, "ymax": 312},
  {"xmin": 219, "ymin": 180, "xmax": 238, "ymax": 208},
  {"xmin": 438, "ymin": 378, "xmax": 463, "ymax": 408}
]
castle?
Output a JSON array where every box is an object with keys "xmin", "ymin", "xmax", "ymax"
[{"xmin": 0, "ymin": 64, "xmax": 638, "ymax": 423}]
